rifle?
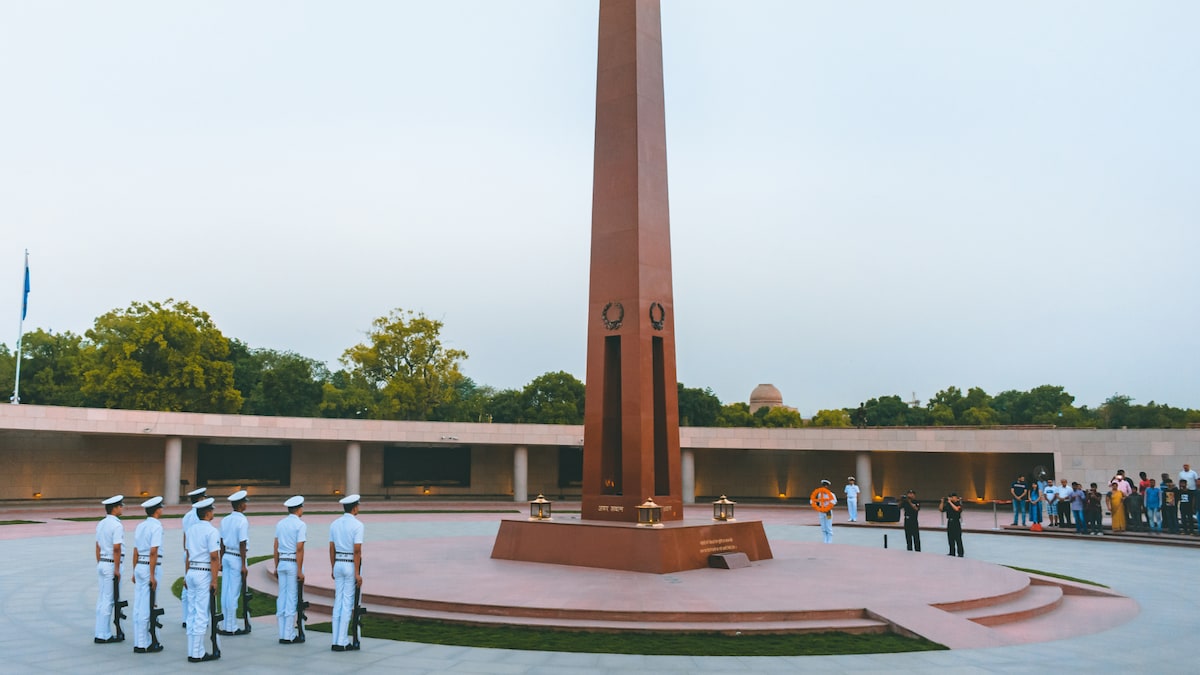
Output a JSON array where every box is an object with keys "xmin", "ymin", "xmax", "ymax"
[
  {"xmin": 148, "ymin": 584, "xmax": 164, "ymax": 651},
  {"xmin": 349, "ymin": 583, "xmax": 366, "ymax": 650},
  {"xmin": 240, "ymin": 567, "xmax": 252, "ymax": 634},
  {"xmin": 209, "ymin": 587, "xmax": 223, "ymax": 658},
  {"xmin": 295, "ymin": 579, "xmax": 309, "ymax": 643},
  {"xmin": 112, "ymin": 575, "xmax": 128, "ymax": 641}
]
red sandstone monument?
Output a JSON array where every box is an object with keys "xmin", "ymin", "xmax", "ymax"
[{"xmin": 491, "ymin": 0, "xmax": 771, "ymax": 573}]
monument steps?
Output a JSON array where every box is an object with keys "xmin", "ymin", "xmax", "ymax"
[
  {"xmin": 246, "ymin": 538, "xmax": 1136, "ymax": 645},
  {"xmin": 946, "ymin": 584, "xmax": 1064, "ymax": 626}
]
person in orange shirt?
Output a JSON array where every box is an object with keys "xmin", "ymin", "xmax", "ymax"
[{"xmin": 810, "ymin": 479, "xmax": 838, "ymax": 543}]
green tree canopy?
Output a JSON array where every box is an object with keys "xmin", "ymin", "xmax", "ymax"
[
  {"xmin": 8, "ymin": 329, "xmax": 87, "ymax": 406},
  {"xmin": 677, "ymin": 383, "xmax": 721, "ymax": 427},
  {"xmin": 80, "ymin": 299, "xmax": 242, "ymax": 412},
  {"xmin": 230, "ymin": 340, "xmax": 329, "ymax": 417},
  {"xmin": 811, "ymin": 408, "xmax": 851, "ymax": 427},
  {"xmin": 339, "ymin": 308, "xmax": 468, "ymax": 420},
  {"xmin": 518, "ymin": 371, "xmax": 585, "ymax": 424}
]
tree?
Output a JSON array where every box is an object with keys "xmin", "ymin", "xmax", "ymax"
[
  {"xmin": 80, "ymin": 299, "xmax": 242, "ymax": 412},
  {"xmin": 484, "ymin": 388, "xmax": 524, "ymax": 423},
  {"xmin": 810, "ymin": 409, "xmax": 851, "ymax": 427},
  {"xmin": 339, "ymin": 308, "xmax": 468, "ymax": 420},
  {"xmin": 432, "ymin": 378, "xmax": 497, "ymax": 422},
  {"xmin": 677, "ymin": 383, "xmax": 721, "ymax": 427},
  {"xmin": 229, "ymin": 340, "xmax": 328, "ymax": 417},
  {"xmin": 7, "ymin": 329, "xmax": 87, "ymax": 406},
  {"xmin": 519, "ymin": 371, "xmax": 586, "ymax": 424},
  {"xmin": 717, "ymin": 402, "xmax": 757, "ymax": 427},
  {"xmin": 757, "ymin": 405, "xmax": 804, "ymax": 428},
  {"xmin": 860, "ymin": 395, "xmax": 911, "ymax": 426}
]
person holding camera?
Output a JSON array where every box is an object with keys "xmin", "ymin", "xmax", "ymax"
[
  {"xmin": 940, "ymin": 493, "xmax": 964, "ymax": 557},
  {"xmin": 900, "ymin": 489, "xmax": 921, "ymax": 551}
]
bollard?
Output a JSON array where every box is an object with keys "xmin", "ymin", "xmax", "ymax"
[
  {"xmin": 993, "ymin": 500, "xmax": 1000, "ymax": 530},
  {"xmin": 883, "ymin": 533, "xmax": 888, "ymax": 549}
]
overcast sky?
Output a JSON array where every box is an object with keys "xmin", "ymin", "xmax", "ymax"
[{"xmin": 3, "ymin": 1, "xmax": 1197, "ymax": 414}]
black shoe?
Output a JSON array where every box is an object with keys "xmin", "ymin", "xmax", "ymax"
[
  {"xmin": 293, "ymin": 636, "xmax": 305, "ymax": 643},
  {"xmin": 134, "ymin": 647, "xmax": 147, "ymax": 653},
  {"xmin": 233, "ymin": 628, "xmax": 250, "ymax": 636},
  {"xmin": 188, "ymin": 653, "xmax": 220, "ymax": 663},
  {"xmin": 94, "ymin": 636, "xmax": 120, "ymax": 644},
  {"xmin": 216, "ymin": 629, "xmax": 234, "ymax": 636},
  {"xmin": 331, "ymin": 645, "xmax": 346, "ymax": 652},
  {"xmin": 148, "ymin": 644, "xmax": 164, "ymax": 653},
  {"xmin": 279, "ymin": 638, "xmax": 302, "ymax": 644},
  {"xmin": 345, "ymin": 644, "xmax": 360, "ymax": 651}
]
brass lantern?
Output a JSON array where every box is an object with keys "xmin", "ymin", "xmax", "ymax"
[
  {"xmin": 712, "ymin": 495, "xmax": 736, "ymax": 521},
  {"xmin": 637, "ymin": 498, "xmax": 664, "ymax": 527},
  {"xmin": 529, "ymin": 494, "xmax": 553, "ymax": 521}
]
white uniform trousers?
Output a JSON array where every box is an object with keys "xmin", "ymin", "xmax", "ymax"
[
  {"xmin": 331, "ymin": 560, "xmax": 356, "ymax": 647},
  {"xmin": 819, "ymin": 511, "xmax": 834, "ymax": 543},
  {"xmin": 276, "ymin": 559, "xmax": 299, "ymax": 640},
  {"xmin": 94, "ymin": 561, "xmax": 117, "ymax": 639},
  {"xmin": 185, "ymin": 570, "xmax": 216, "ymax": 658},
  {"xmin": 220, "ymin": 553, "xmax": 243, "ymax": 632},
  {"xmin": 847, "ymin": 497, "xmax": 859, "ymax": 521},
  {"xmin": 132, "ymin": 562, "xmax": 162, "ymax": 648}
]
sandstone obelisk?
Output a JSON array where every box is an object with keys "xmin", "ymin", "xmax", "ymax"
[
  {"xmin": 491, "ymin": 1, "xmax": 771, "ymax": 571},
  {"xmin": 581, "ymin": 0, "xmax": 682, "ymax": 523}
]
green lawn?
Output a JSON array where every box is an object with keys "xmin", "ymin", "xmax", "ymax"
[{"xmin": 1004, "ymin": 566, "xmax": 1108, "ymax": 588}]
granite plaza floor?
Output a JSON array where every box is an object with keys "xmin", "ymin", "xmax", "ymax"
[{"xmin": 0, "ymin": 501, "xmax": 1193, "ymax": 674}]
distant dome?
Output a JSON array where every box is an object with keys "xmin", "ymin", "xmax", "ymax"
[{"xmin": 749, "ymin": 384, "xmax": 784, "ymax": 411}]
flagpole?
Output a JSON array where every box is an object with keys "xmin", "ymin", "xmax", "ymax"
[{"xmin": 12, "ymin": 249, "xmax": 28, "ymax": 405}]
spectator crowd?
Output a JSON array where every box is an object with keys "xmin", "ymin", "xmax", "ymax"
[{"xmin": 1007, "ymin": 463, "xmax": 1199, "ymax": 536}]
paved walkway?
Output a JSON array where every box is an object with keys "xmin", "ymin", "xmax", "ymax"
[{"xmin": 0, "ymin": 501, "xmax": 1194, "ymax": 673}]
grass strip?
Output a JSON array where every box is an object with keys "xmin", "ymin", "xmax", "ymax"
[
  {"xmin": 1005, "ymin": 566, "xmax": 1108, "ymax": 588},
  {"xmin": 0, "ymin": 519, "xmax": 41, "ymax": 525},
  {"xmin": 304, "ymin": 616, "xmax": 944, "ymax": 656}
]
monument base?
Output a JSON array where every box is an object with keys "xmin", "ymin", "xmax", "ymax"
[{"xmin": 490, "ymin": 517, "xmax": 772, "ymax": 574}]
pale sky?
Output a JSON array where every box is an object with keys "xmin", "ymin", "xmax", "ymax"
[{"xmin": 3, "ymin": 1, "xmax": 1197, "ymax": 414}]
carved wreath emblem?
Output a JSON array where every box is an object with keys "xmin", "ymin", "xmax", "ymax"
[
  {"xmin": 649, "ymin": 302, "xmax": 665, "ymax": 330},
  {"xmin": 601, "ymin": 302, "xmax": 624, "ymax": 330}
]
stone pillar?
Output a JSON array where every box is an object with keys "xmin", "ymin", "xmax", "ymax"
[
  {"xmin": 345, "ymin": 442, "xmax": 361, "ymax": 496},
  {"xmin": 513, "ymin": 446, "xmax": 528, "ymax": 502},
  {"xmin": 681, "ymin": 449, "xmax": 695, "ymax": 504},
  {"xmin": 855, "ymin": 452, "xmax": 874, "ymax": 502},
  {"xmin": 164, "ymin": 437, "xmax": 182, "ymax": 505}
]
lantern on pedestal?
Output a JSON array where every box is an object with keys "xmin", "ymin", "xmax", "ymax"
[
  {"xmin": 712, "ymin": 495, "xmax": 736, "ymax": 521},
  {"xmin": 637, "ymin": 498, "xmax": 664, "ymax": 527},
  {"xmin": 529, "ymin": 494, "xmax": 553, "ymax": 521}
]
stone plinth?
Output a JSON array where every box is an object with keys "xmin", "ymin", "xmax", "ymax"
[{"xmin": 490, "ymin": 518, "xmax": 772, "ymax": 574}]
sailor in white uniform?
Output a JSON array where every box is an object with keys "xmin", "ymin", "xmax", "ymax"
[
  {"xmin": 217, "ymin": 490, "xmax": 250, "ymax": 635},
  {"xmin": 844, "ymin": 476, "xmax": 861, "ymax": 522},
  {"xmin": 131, "ymin": 496, "xmax": 165, "ymax": 653},
  {"xmin": 94, "ymin": 494, "xmax": 125, "ymax": 643},
  {"xmin": 184, "ymin": 497, "xmax": 222, "ymax": 662},
  {"xmin": 180, "ymin": 486, "xmax": 207, "ymax": 628},
  {"xmin": 328, "ymin": 494, "xmax": 364, "ymax": 651},
  {"xmin": 274, "ymin": 495, "xmax": 307, "ymax": 643}
]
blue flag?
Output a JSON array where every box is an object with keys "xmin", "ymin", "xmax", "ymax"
[{"xmin": 21, "ymin": 254, "xmax": 29, "ymax": 321}]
